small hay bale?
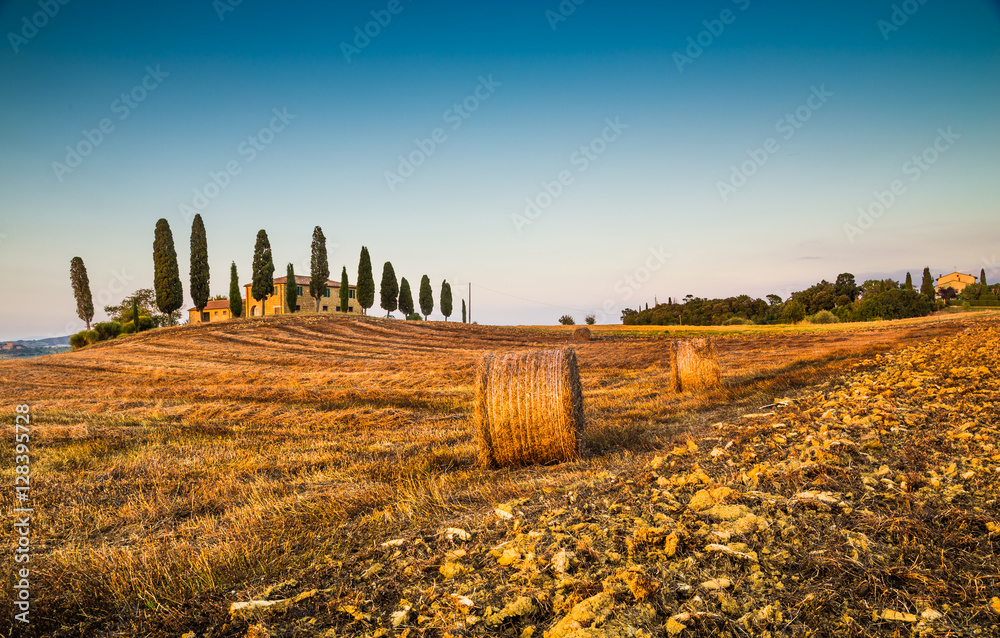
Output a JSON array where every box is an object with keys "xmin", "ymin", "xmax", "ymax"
[
  {"xmin": 474, "ymin": 348, "xmax": 585, "ymax": 467},
  {"xmin": 573, "ymin": 326, "xmax": 592, "ymax": 341},
  {"xmin": 670, "ymin": 338, "xmax": 721, "ymax": 393}
]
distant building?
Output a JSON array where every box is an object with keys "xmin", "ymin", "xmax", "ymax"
[
  {"xmin": 936, "ymin": 272, "xmax": 976, "ymax": 294},
  {"xmin": 188, "ymin": 299, "xmax": 234, "ymax": 324},
  {"xmin": 243, "ymin": 275, "xmax": 359, "ymax": 317}
]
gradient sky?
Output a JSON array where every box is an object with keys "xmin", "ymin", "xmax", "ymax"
[{"xmin": 1, "ymin": 1, "xmax": 999, "ymax": 339}]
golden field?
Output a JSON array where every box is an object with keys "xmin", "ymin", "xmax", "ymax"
[{"xmin": 1, "ymin": 313, "xmax": 997, "ymax": 637}]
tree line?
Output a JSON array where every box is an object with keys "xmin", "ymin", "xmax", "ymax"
[
  {"xmin": 621, "ymin": 268, "xmax": 1000, "ymax": 326},
  {"xmin": 69, "ymin": 216, "xmax": 466, "ymax": 347}
]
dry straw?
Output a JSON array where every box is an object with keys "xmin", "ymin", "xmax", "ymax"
[
  {"xmin": 670, "ymin": 338, "xmax": 721, "ymax": 393},
  {"xmin": 474, "ymin": 348, "xmax": 585, "ymax": 467},
  {"xmin": 573, "ymin": 326, "xmax": 592, "ymax": 341}
]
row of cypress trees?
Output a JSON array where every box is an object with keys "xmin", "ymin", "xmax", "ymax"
[{"xmin": 81, "ymin": 217, "xmax": 462, "ymax": 325}]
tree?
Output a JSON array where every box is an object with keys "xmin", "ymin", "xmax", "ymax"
[
  {"xmin": 309, "ymin": 226, "xmax": 330, "ymax": 312},
  {"xmin": 357, "ymin": 247, "xmax": 375, "ymax": 315},
  {"xmin": 104, "ymin": 289, "xmax": 171, "ymax": 326},
  {"xmin": 920, "ymin": 267, "xmax": 936, "ymax": 300},
  {"xmin": 285, "ymin": 263, "xmax": 298, "ymax": 313},
  {"xmin": 398, "ymin": 277, "xmax": 414, "ymax": 317},
  {"xmin": 939, "ymin": 286, "xmax": 958, "ymax": 301},
  {"xmin": 190, "ymin": 214, "xmax": 210, "ymax": 314},
  {"xmin": 419, "ymin": 274, "xmax": 434, "ymax": 320},
  {"xmin": 251, "ymin": 229, "xmax": 275, "ymax": 315},
  {"xmin": 132, "ymin": 298, "xmax": 140, "ymax": 327},
  {"xmin": 70, "ymin": 256, "xmax": 94, "ymax": 330},
  {"xmin": 834, "ymin": 273, "xmax": 860, "ymax": 302},
  {"xmin": 559, "ymin": 315, "xmax": 575, "ymax": 325},
  {"xmin": 904, "ymin": 272, "xmax": 913, "ymax": 290},
  {"xmin": 585, "ymin": 313, "xmax": 596, "ymax": 325},
  {"xmin": 440, "ymin": 280, "xmax": 453, "ymax": 321},
  {"xmin": 340, "ymin": 267, "xmax": 349, "ymax": 313},
  {"xmin": 462, "ymin": 299, "xmax": 467, "ymax": 323},
  {"xmin": 380, "ymin": 261, "xmax": 399, "ymax": 317},
  {"xmin": 153, "ymin": 218, "xmax": 183, "ymax": 325},
  {"xmin": 229, "ymin": 262, "xmax": 243, "ymax": 318},
  {"xmin": 766, "ymin": 294, "xmax": 782, "ymax": 307},
  {"xmin": 982, "ymin": 268, "xmax": 988, "ymax": 287}
]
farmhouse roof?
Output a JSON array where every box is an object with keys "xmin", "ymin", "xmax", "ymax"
[{"xmin": 188, "ymin": 299, "xmax": 231, "ymax": 311}]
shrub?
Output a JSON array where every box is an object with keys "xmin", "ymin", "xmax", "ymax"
[
  {"xmin": 723, "ymin": 317, "xmax": 753, "ymax": 325},
  {"xmin": 94, "ymin": 321, "xmax": 122, "ymax": 341},
  {"xmin": 84, "ymin": 330, "xmax": 100, "ymax": 345},
  {"xmin": 584, "ymin": 314, "xmax": 596, "ymax": 325},
  {"xmin": 406, "ymin": 313, "xmax": 422, "ymax": 321},
  {"xmin": 962, "ymin": 301, "xmax": 971, "ymax": 311},
  {"xmin": 811, "ymin": 310, "xmax": 840, "ymax": 324},
  {"xmin": 558, "ymin": 315, "xmax": 575, "ymax": 326},
  {"xmin": 69, "ymin": 332, "xmax": 89, "ymax": 350}
]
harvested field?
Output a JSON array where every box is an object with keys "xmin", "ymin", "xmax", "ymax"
[{"xmin": 0, "ymin": 313, "xmax": 996, "ymax": 637}]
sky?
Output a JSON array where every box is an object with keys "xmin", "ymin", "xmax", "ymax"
[{"xmin": 1, "ymin": 0, "xmax": 998, "ymax": 339}]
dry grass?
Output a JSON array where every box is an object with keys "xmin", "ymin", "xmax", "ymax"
[{"xmin": 0, "ymin": 312, "xmax": 985, "ymax": 636}]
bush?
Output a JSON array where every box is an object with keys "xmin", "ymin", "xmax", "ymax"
[
  {"xmin": 123, "ymin": 316, "xmax": 155, "ymax": 333},
  {"xmin": 69, "ymin": 332, "xmax": 89, "ymax": 350},
  {"xmin": 810, "ymin": 310, "xmax": 840, "ymax": 324},
  {"xmin": 584, "ymin": 314, "xmax": 596, "ymax": 325},
  {"xmin": 962, "ymin": 301, "xmax": 971, "ymax": 310},
  {"xmin": 94, "ymin": 321, "xmax": 122, "ymax": 341},
  {"xmin": 406, "ymin": 313, "xmax": 422, "ymax": 321},
  {"xmin": 558, "ymin": 315, "xmax": 575, "ymax": 326},
  {"xmin": 84, "ymin": 330, "xmax": 100, "ymax": 345},
  {"xmin": 722, "ymin": 317, "xmax": 753, "ymax": 325}
]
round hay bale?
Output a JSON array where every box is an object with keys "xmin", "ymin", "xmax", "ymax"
[
  {"xmin": 474, "ymin": 348, "xmax": 585, "ymax": 467},
  {"xmin": 670, "ymin": 338, "xmax": 721, "ymax": 393},
  {"xmin": 573, "ymin": 326, "xmax": 592, "ymax": 341}
]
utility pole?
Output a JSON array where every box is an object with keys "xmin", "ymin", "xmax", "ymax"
[{"xmin": 468, "ymin": 282, "xmax": 472, "ymax": 324}]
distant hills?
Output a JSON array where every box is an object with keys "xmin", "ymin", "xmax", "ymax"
[{"xmin": 0, "ymin": 335, "xmax": 71, "ymax": 360}]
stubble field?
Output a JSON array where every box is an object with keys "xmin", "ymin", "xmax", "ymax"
[{"xmin": 1, "ymin": 313, "xmax": 997, "ymax": 637}]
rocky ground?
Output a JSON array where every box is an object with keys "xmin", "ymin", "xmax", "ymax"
[{"xmin": 164, "ymin": 322, "xmax": 1000, "ymax": 636}]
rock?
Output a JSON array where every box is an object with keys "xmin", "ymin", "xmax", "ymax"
[
  {"xmin": 700, "ymin": 577, "xmax": 732, "ymax": 590},
  {"xmin": 444, "ymin": 527, "xmax": 471, "ymax": 541},
  {"xmin": 552, "ymin": 549, "xmax": 575, "ymax": 574}
]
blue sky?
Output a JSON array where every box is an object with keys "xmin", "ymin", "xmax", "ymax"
[{"xmin": 1, "ymin": 1, "xmax": 998, "ymax": 339}]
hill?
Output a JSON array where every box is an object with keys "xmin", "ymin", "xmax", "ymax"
[{"xmin": 0, "ymin": 313, "xmax": 996, "ymax": 637}]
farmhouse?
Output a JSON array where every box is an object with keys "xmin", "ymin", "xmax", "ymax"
[
  {"xmin": 243, "ymin": 275, "xmax": 359, "ymax": 317},
  {"xmin": 936, "ymin": 272, "xmax": 976, "ymax": 294},
  {"xmin": 188, "ymin": 299, "xmax": 234, "ymax": 324}
]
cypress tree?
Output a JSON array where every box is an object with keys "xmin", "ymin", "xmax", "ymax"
[
  {"xmin": 357, "ymin": 246, "xmax": 375, "ymax": 315},
  {"xmin": 153, "ymin": 218, "xmax": 183, "ymax": 325},
  {"xmin": 251, "ymin": 229, "xmax": 275, "ymax": 315},
  {"xmin": 189, "ymin": 214, "xmax": 210, "ymax": 313},
  {"xmin": 132, "ymin": 298, "xmax": 139, "ymax": 327},
  {"xmin": 419, "ymin": 274, "xmax": 434, "ymax": 320},
  {"xmin": 229, "ymin": 261, "xmax": 243, "ymax": 318},
  {"xmin": 398, "ymin": 277, "xmax": 414, "ymax": 317},
  {"xmin": 462, "ymin": 299, "xmax": 467, "ymax": 323},
  {"xmin": 340, "ymin": 266, "xmax": 350, "ymax": 313},
  {"xmin": 285, "ymin": 263, "xmax": 298, "ymax": 313},
  {"xmin": 379, "ymin": 262, "xmax": 399, "ymax": 317},
  {"xmin": 309, "ymin": 226, "xmax": 330, "ymax": 312},
  {"xmin": 920, "ymin": 267, "xmax": 936, "ymax": 300},
  {"xmin": 69, "ymin": 256, "xmax": 94, "ymax": 330},
  {"xmin": 904, "ymin": 272, "xmax": 913, "ymax": 290},
  {"xmin": 440, "ymin": 280, "xmax": 453, "ymax": 321},
  {"xmin": 982, "ymin": 268, "xmax": 988, "ymax": 287}
]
